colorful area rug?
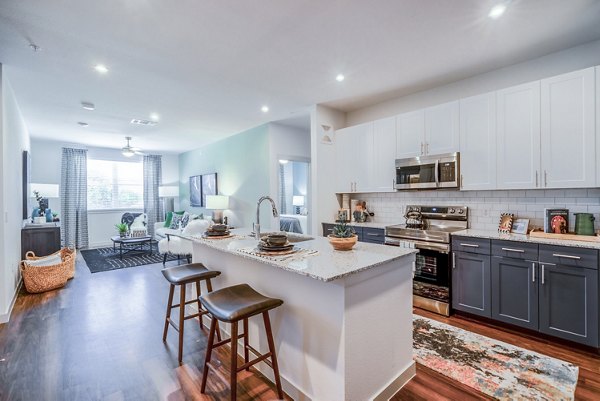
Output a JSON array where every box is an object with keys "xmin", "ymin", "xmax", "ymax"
[
  {"xmin": 413, "ymin": 316, "xmax": 579, "ymax": 401},
  {"xmin": 81, "ymin": 247, "xmax": 164, "ymax": 273}
]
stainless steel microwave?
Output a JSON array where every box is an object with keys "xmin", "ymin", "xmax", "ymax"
[{"xmin": 395, "ymin": 152, "xmax": 460, "ymax": 190}]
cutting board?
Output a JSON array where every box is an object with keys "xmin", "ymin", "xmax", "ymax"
[{"xmin": 529, "ymin": 230, "xmax": 600, "ymax": 243}]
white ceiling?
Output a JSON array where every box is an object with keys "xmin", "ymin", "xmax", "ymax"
[{"xmin": 1, "ymin": 0, "xmax": 599, "ymax": 153}]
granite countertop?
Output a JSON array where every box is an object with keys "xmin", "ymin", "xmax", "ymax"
[
  {"xmin": 185, "ymin": 229, "xmax": 417, "ymax": 282},
  {"xmin": 453, "ymin": 229, "xmax": 600, "ymax": 250},
  {"xmin": 322, "ymin": 221, "xmax": 398, "ymax": 230}
]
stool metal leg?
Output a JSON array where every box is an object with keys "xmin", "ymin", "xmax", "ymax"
[
  {"xmin": 178, "ymin": 284, "xmax": 186, "ymax": 365},
  {"xmin": 243, "ymin": 318, "xmax": 250, "ymax": 371},
  {"xmin": 200, "ymin": 317, "xmax": 217, "ymax": 394},
  {"xmin": 263, "ymin": 311, "xmax": 283, "ymax": 400},
  {"xmin": 163, "ymin": 284, "xmax": 175, "ymax": 342},
  {"xmin": 230, "ymin": 321, "xmax": 239, "ymax": 401}
]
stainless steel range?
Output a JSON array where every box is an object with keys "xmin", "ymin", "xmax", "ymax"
[{"xmin": 385, "ymin": 205, "xmax": 468, "ymax": 316}]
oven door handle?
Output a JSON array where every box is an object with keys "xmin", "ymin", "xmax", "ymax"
[{"xmin": 407, "ymin": 239, "xmax": 449, "ymax": 253}]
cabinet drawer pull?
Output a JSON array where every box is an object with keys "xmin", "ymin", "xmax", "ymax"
[
  {"xmin": 366, "ymin": 233, "xmax": 381, "ymax": 237},
  {"xmin": 501, "ymin": 247, "xmax": 524, "ymax": 253},
  {"xmin": 459, "ymin": 243, "xmax": 479, "ymax": 248},
  {"xmin": 552, "ymin": 253, "xmax": 581, "ymax": 260}
]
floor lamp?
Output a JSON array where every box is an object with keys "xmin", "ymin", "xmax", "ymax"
[{"xmin": 159, "ymin": 186, "xmax": 179, "ymax": 219}]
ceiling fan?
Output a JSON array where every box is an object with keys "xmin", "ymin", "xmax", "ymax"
[{"xmin": 121, "ymin": 136, "xmax": 145, "ymax": 157}]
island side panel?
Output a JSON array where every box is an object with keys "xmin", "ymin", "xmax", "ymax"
[
  {"xmin": 343, "ymin": 253, "xmax": 416, "ymax": 401},
  {"xmin": 193, "ymin": 241, "xmax": 346, "ymax": 401}
]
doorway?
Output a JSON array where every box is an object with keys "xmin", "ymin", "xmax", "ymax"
[{"xmin": 278, "ymin": 159, "xmax": 310, "ymax": 235}]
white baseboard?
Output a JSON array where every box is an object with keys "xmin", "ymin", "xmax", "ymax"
[{"xmin": 0, "ymin": 278, "xmax": 22, "ymax": 324}]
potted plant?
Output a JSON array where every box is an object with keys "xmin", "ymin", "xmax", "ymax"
[
  {"xmin": 328, "ymin": 219, "xmax": 358, "ymax": 251},
  {"xmin": 115, "ymin": 223, "xmax": 129, "ymax": 238}
]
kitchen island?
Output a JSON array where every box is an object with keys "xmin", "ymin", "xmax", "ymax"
[{"xmin": 189, "ymin": 229, "xmax": 417, "ymax": 401}]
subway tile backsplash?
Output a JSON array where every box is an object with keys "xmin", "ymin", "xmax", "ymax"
[{"xmin": 354, "ymin": 188, "xmax": 600, "ymax": 232}]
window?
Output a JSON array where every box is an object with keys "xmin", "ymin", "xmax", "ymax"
[{"xmin": 87, "ymin": 159, "xmax": 143, "ymax": 210}]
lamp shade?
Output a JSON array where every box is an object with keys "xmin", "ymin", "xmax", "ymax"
[
  {"xmin": 292, "ymin": 195, "xmax": 305, "ymax": 206},
  {"xmin": 30, "ymin": 183, "xmax": 59, "ymax": 198},
  {"xmin": 205, "ymin": 195, "xmax": 229, "ymax": 210},
  {"xmin": 158, "ymin": 185, "xmax": 179, "ymax": 197}
]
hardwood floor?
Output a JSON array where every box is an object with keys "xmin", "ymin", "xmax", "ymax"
[{"xmin": 1, "ymin": 254, "xmax": 598, "ymax": 400}]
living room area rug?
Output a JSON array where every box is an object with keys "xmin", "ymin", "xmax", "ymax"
[
  {"xmin": 81, "ymin": 247, "xmax": 165, "ymax": 273},
  {"xmin": 413, "ymin": 316, "xmax": 579, "ymax": 401}
]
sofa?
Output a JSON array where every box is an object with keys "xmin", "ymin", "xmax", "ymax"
[{"xmin": 156, "ymin": 214, "xmax": 213, "ymax": 265}]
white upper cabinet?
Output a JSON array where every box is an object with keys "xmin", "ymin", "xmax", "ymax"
[
  {"xmin": 540, "ymin": 68, "xmax": 595, "ymax": 188},
  {"xmin": 425, "ymin": 100, "xmax": 460, "ymax": 155},
  {"xmin": 496, "ymin": 81, "xmax": 541, "ymax": 189},
  {"xmin": 334, "ymin": 123, "xmax": 372, "ymax": 193},
  {"xmin": 396, "ymin": 110, "xmax": 424, "ymax": 158},
  {"xmin": 372, "ymin": 116, "xmax": 397, "ymax": 192},
  {"xmin": 459, "ymin": 93, "xmax": 497, "ymax": 191}
]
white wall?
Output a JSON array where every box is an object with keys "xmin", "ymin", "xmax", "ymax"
[
  {"xmin": 347, "ymin": 39, "xmax": 600, "ymax": 126},
  {"xmin": 1, "ymin": 65, "xmax": 31, "ymax": 322},
  {"xmin": 268, "ymin": 122, "xmax": 311, "ymax": 230},
  {"xmin": 310, "ymin": 105, "xmax": 346, "ymax": 235},
  {"xmin": 29, "ymin": 139, "xmax": 179, "ymax": 248}
]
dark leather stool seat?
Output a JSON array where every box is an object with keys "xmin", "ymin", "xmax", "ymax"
[
  {"xmin": 200, "ymin": 284, "xmax": 284, "ymax": 401},
  {"xmin": 200, "ymin": 284, "xmax": 283, "ymax": 323},
  {"xmin": 161, "ymin": 263, "xmax": 221, "ymax": 365},
  {"xmin": 162, "ymin": 263, "xmax": 220, "ymax": 285}
]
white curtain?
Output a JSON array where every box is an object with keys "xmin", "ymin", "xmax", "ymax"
[
  {"xmin": 143, "ymin": 155, "xmax": 162, "ymax": 237},
  {"xmin": 61, "ymin": 148, "xmax": 89, "ymax": 249}
]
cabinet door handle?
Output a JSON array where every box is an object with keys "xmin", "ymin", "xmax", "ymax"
[
  {"xmin": 552, "ymin": 253, "xmax": 581, "ymax": 260},
  {"xmin": 541, "ymin": 264, "xmax": 545, "ymax": 285},
  {"xmin": 452, "ymin": 252, "xmax": 456, "ymax": 269},
  {"xmin": 531, "ymin": 262, "xmax": 535, "ymax": 282},
  {"xmin": 535, "ymin": 171, "xmax": 539, "ymax": 187},
  {"xmin": 425, "ymin": 142, "xmax": 429, "ymax": 155},
  {"xmin": 420, "ymin": 142, "xmax": 424, "ymax": 155},
  {"xmin": 544, "ymin": 170, "xmax": 548, "ymax": 187},
  {"xmin": 459, "ymin": 243, "xmax": 479, "ymax": 248},
  {"xmin": 460, "ymin": 174, "xmax": 463, "ymax": 189},
  {"xmin": 501, "ymin": 247, "xmax": 525, "ymax": 253}
]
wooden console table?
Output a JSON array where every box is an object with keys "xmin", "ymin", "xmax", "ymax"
[{"xmin": 21, "ymin": 225, "xmax": 61, "ymax": 260}]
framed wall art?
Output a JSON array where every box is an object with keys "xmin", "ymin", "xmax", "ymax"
[
  {"xmin": 189, "ymin": 175, "xmax": 202, "ymax": 207},
  {"xmin": 201, "ymin": 173, "xmax": 218, "ymax": 207}
]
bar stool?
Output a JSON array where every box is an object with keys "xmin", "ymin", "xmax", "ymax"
[
  {"xmin": 162, "ymin": 263, "xmax": 222, "ymax": 364},
  {"xmin": 199, "ymin": 283, "xmax": 284, "ymax": 401}
]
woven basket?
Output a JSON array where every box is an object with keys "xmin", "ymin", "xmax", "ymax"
[{"xmin": 20, "ymin": 248, "xmax": 76, "ymax": 293}]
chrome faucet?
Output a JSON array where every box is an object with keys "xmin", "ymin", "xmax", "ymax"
[{"xmin": 254, "ymin": 196, "xmax": 279, "ymax": 240}]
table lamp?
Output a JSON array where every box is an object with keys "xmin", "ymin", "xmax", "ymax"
[
  {"xmin": 206, "ymin": 195, "xmax": 230, "ymax": 224},
  {"xmin": 293, "ymin": 195, "xmax": 305, "ymax": 215}
]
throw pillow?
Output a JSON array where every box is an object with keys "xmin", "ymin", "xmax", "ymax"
[
  {"xmin": 181, "ymin": 212, "xmax": 191, "ymax": 228},
  {"xmin": 26, "ymin": 254, "xmax": 62, "ymax": 267},
  {"xmin": 182, "ymin": 219, "xmax": 210, "ymax": 236},
  {"xmin": 131, "ymin": 213, "xmax": 147, "ymax": 228},
  {"xmin": 170, "ymin": 213, "xmax": 184, "ymax": 229},
  {"xmin": 164, "ymin": 211, "xmax": 185, "ymax": 227}
]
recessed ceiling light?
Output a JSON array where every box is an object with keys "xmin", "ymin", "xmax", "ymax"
[
  {"xmin": 336, "ymin": 74, "xmax": 345, "ymax": 82},
  {"xmin": 94, "ymin": 64, "xmax": 109, "ymax": 74},
  {"xmin": 81, "ymin": 102, "xmax": 95, "ymax": 111},
  {"xmin": 488, "ymin": 3, "xmax": 507, "ymax": 19},
  {"xmin": 279, "ymin": 159, "xmax": 289, "ymax": 164},
  {"xmin": 77, "ymin": 122, "xmax": 89, "ymax": 127},
  {"xmin": 149, "ymin": 113, "xmax": 160, "ymax": 121},
  {"xmin": 261, "ymin": 105, "xmax": 269, "ymax": 113}
]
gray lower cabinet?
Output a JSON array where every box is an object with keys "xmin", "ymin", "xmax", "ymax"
[
  {"xmin": 452, "ymin": 251, "xmax": 491, "ymax": 318},
  {"xmin": 491, "ymin": 257, "xmax": 538, "ymax": 330},
  {"xmin": 321, "ymin": 223, "xmax": 384, "ymax": 244},
  {"xmin": 538, "ymin": 263, "xmax": 599, "ymax": 347}
]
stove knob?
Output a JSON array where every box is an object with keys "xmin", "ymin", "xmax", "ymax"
[
  {"xmin": 449, "ymin": 208, "xmax": 455, "ymax": 214},
  {"xmin": 458, "ymin": 209, "xmax": 464, "ymax": 214}
]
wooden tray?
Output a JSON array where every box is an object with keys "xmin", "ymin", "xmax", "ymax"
[{"xmin": 529, "ymin": 230, "xmax": 600, "ymax": 243}]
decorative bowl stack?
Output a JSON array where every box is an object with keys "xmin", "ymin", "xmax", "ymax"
[
  {"xmin": 203, "ymin": 224, "xmax": 231, "ymax": 237},
  {"xmin": 258, "ymin": 233, "xmax": 294, "ymax": 254}
]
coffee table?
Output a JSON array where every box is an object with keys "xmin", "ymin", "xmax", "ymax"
[{"xmin": 111, "ymin": 235, "xmax": 155, "ymax": 259}]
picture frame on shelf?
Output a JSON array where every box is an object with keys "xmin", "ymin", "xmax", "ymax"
[
  {"xmin": 201, "ymin": 173, "xmax": 218, "ymax": 208},
  {"xmin": 498, "ymin": 213, "xmax": 514, "ymax": 234},
  {"xmin": 337, "ymin": 209, "xmax": 350, "ymax": 222},
  {"xmin": 511, "ymin": 218, "xmax": 530, "ymax": 235}
]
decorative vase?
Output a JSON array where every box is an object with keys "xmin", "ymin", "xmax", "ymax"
[
  {"xmin": 119, "ymin": 232, "xmax": 127, "ymax": 238},
  {"xmin": 327, "ymin": 234, "xmax": 358, "ymax": 251}
]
